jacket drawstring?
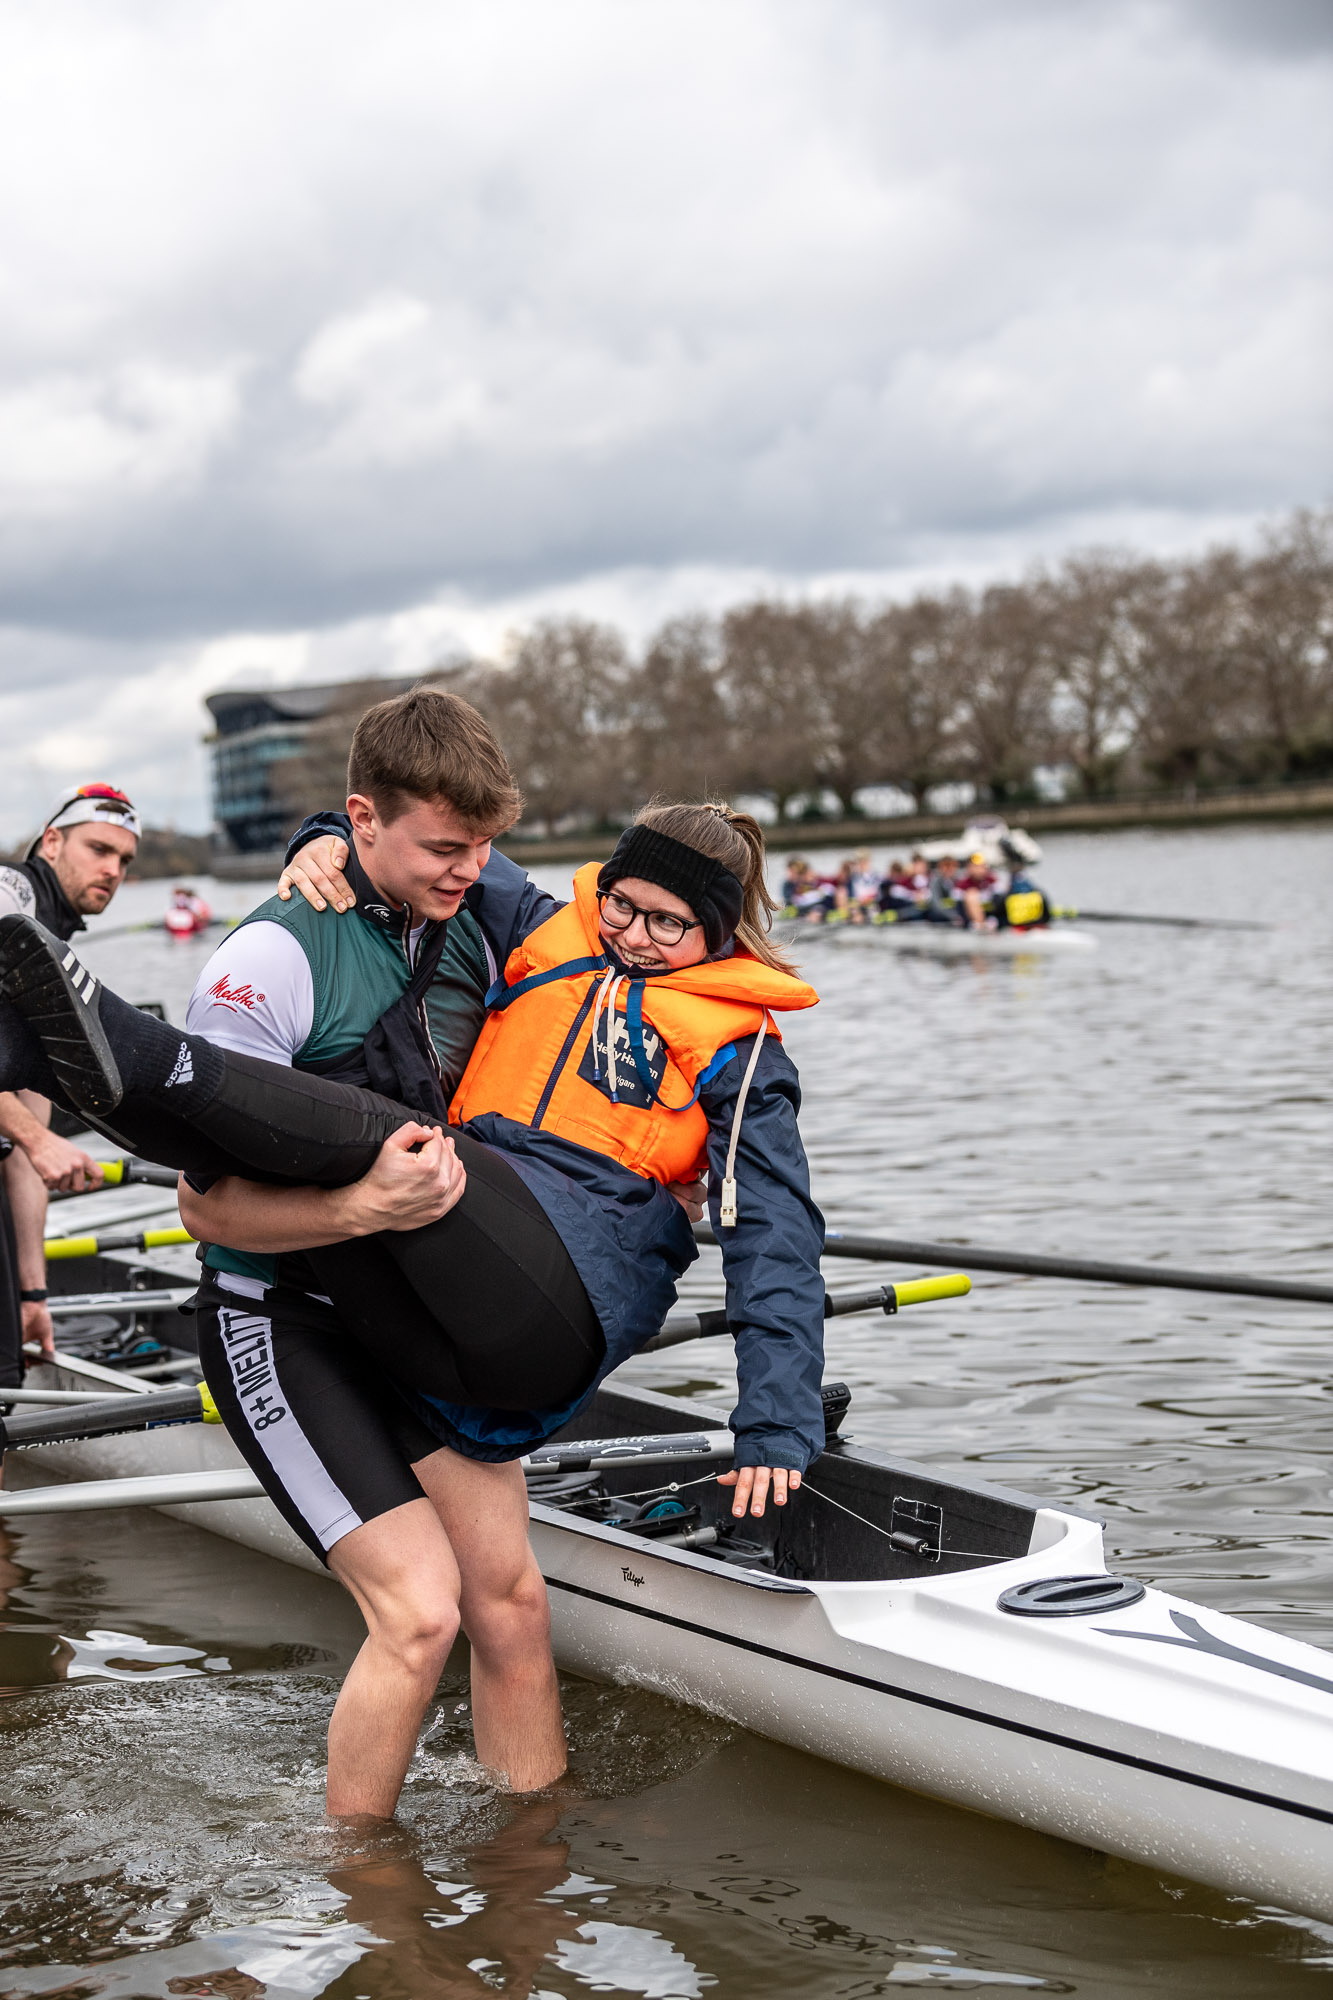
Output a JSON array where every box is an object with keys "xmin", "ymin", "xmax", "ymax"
[
  {"xmin": 589, "ymin": 967, "xmax": 624, "ymax": 1101},
  {"xmin": 719, "ymin": 1010, "xmax": 770, "ymax": 1227}
]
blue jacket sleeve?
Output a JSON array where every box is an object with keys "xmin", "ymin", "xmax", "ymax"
[
  {"xmin": 284, "ymin": 810, "xmax": 352, "ymax": 867},
  {"xmin": 698, "ymin": 1034, "xmax": 826, "ymax": 1471},
  {"xmin": 282, "ymin": 813, "xmax": 563, "ymax": 971}
]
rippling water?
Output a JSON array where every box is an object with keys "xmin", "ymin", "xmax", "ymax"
[{"xmin": 3, "ymin": 821, "xmax": 1332, "ymax": 1994}]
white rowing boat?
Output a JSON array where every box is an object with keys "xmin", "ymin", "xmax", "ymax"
[
  {"xmin": 10, "ymin": 1354, "xmax": 1332, "ymax": 1922},
  {"xmin": 781, "ymin": 920, "xmax": 1097, "ymax": 957}
]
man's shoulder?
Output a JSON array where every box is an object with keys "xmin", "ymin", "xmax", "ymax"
[{"xmin": 0, "ymin": 864, "xmax": 35, "ymax": 920}]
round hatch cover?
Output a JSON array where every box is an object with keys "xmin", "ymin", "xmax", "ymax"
[{"xmin": 998, "ymin": 1573, "xmax": 1147, "ymax": 1617}]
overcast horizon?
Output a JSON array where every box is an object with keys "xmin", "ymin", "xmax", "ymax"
[{"xmin": 0, "ymin": 0, "xmax": 1329, "ymax": 841}]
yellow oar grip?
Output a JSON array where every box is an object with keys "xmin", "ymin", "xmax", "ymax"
[
  {"xmin": 96, "ymin": 1160, "xmax": 127, "ymax": 1186},
  {"xmin": 43, "ymin": 1235, "xmax": 98, "ymax": 1261},
  {"xmin": 44, "ymin": 1225, "xmax": 194, "ymax": 1260},
  {"xmin": 198, "ymin": 1382, "xmax": 222, "ymax": 1424},
  {"xmin": 890, "ymin": 1273, "xmax": 971, "ymax": 1309}
]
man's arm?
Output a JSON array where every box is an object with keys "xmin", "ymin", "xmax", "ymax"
[
  {"xmin": 179, "ymin": 1123, "xmax": 466, "ymax": 1251},
  {"xmin": 0, "ymin": 1091, "xmax": 103, "ymax": 1192},
  {"xmin": 2, "ymin": 1145, "xmax": 55, "ymax": 1360}
]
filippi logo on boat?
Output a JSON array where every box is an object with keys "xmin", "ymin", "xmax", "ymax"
[{"xmin": 206, "ymin": 974, "xmax": 266, "ymax": 1013}]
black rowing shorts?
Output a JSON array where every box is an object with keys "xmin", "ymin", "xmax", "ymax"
[{"xmin": 194, "ymin": 1270, "xmax": 443, "ymax": 1564}]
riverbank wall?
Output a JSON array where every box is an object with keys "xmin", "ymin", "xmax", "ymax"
[
  {"xmin": 494, "ymin": 781, "xmax": 1333, "ymax": 870},
  {"xmin": 206, "ymin": 780, "xmax": 1333, "ymax": 878}
]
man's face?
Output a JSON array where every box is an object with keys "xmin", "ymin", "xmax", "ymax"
[
  {"xmin": 40, "ymin": 823, "xmax": 137, "ymax": 914},
  {"xmin": 347, "ymin": 792, "xmax": 503, "ymax": 923}
]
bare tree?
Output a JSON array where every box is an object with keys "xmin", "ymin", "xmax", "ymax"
[
  {"xmin": 1046, "ymin": 554, "xmax": 1155, "ymax": 797},
  {"xmin": 856, "ymin": 592, "xmax": 971, "ymax": 811},
  {"xmin": 1231, "ymin": 509, "xmax": 1333, "ymax": 781},
  {"xmin": 956, "ymin": 582, "xmax": 1061, "ymax": 804},
  {"xmin": 473, "ymin": 618, "xmax": 633, "ymax": 836},
  {"xmin": 802, "ymin": 599, "xmax": 887, "ymax": 817},
  {"xmin": 1122, "ymin": 551, "xmax": 1249, "ymax": 792},
  {"xmin": 625, "ymin": 614, "xmax": 736, "ymax": 802},
  {"xmin": 720, "ymin": 602, "xmax": 828, "ymax": 819}
]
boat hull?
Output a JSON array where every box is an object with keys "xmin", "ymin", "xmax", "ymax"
[
  {"xmin": 12, "ymin": 1366, "xmax": 1333, "ymax": 1921},
  {"xmin": 532, "ymin": 1507, "xmax": 1333, "ymax": 1922}
]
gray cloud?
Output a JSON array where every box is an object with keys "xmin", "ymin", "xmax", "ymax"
[
  {"xmin": 1171, "ymin": 0, "xmax": 1333, "ymax": 54},
  {"xmin": 0, "ymin": 0, "xmax": 1327, "ymax": 833}
]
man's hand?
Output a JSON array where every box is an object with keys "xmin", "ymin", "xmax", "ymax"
[
  {"xmin": 20, "ymin": 1300, "xmax": 55, "ymax": 1362},
  {"xmin": 716, "ymin": 1466, "xmax": 802, "ymax": 1518},
  {"xmin": 278, "ymin": 836, "xmax": 354, "ymax": 913},
  {"xmin": 21, "ymin": 1127, "xmax": 103, "ymax": 1194},
  {"xmin": 336, "ymin": 1123, "xmax": 467, "ymax": 1236},
  {"xmin": 666, "ymin": 1174, "xmax": 707, "ymax": 1225}
]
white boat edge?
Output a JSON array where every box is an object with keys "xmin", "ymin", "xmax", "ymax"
[{"xmin": 7, "ymin": 1360, "xmax": 1333, "ymax": 1925}]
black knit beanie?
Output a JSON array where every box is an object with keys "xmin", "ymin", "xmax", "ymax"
[{"xmin": 597, "ymin": 825, "xmax": 745, "ymax": 954}]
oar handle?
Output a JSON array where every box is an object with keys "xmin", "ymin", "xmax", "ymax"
[
  {"xmin": 44, "ymin": 1226, "xmax": 194, "ymax": 1261},
  {"xmin": 885, "ymin": 1273, "xmax": 971, "ymax": 1310}
]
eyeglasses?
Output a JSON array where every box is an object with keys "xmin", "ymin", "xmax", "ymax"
[{"xmin": 598, "ymin": 890, "xmax": 702, "ymax": 948}]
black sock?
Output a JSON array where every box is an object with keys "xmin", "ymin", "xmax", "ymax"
[{"xmin": 93, "ymin": 988, "xmax": 225, "ymax": 1112}]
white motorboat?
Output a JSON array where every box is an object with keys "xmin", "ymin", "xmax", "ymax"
[{"xmin": 7, "ymin": 1351, "xmax": 1332, "ymax": 1923}]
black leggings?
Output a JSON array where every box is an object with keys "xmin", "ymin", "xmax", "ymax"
[
  {"xmin": 1, "ymin": 1000, "xmax": 603, "ymax": 1411},
  {"xmin": 300, "ymin": 1134, "xmax": 603, "ymax": 1409}
]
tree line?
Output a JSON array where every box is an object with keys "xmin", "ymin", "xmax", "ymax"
[{"xmin": 276, "ymin": 509, "xmax": 1332, "ymax": 837}]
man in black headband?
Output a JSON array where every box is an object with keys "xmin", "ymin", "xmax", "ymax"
[{"xmin": 0, "ymin": 783, "xmax": 140, "ymax": 1383}]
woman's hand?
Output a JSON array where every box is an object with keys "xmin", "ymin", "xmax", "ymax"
[
  {"xmin": 278, "ymin": 836, "xmax": 355, "ymax": 913},
  {"xmin": 716, "ymin": 1466, "xmax": 802, "ymax": 1519},
  {"xmin": 665, "ymin": 1173, "xmax": 707, "ymax": 1224}
]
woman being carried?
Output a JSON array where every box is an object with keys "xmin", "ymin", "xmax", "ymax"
[{"xmin": 0, "ymin": 803, "xmax": 825, "ymax": 1517}]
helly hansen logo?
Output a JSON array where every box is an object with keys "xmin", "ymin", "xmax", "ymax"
[
  {"xmin": 207, "ymin": 973, "xmax": 266, "ymax": 1012},
  {"xmin": 578, "ymin": 1012, "xmax": 667, "ymax": 1109},
  {"xmin": 165, "ymin": 1043, "xmax": 193, "ymax": 1087}
]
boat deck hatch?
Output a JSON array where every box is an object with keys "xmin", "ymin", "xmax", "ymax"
[{"xmin": 999, "ymin": 1574, "xmax": 1146, "ymax": 1617}]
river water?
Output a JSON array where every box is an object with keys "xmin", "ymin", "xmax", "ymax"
[{"xmin": 2, "ymin": 821, "xmax": 1331, "ymax": 1995}]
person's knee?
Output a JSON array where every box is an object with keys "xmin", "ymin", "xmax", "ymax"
[
  {"xmin": 379, "ymin": 1595, "xmax": 461, "ymax": 1681},
  {"xmin": 466, "ymin": 1559, "xmax": 552, "ymax": 1660}
]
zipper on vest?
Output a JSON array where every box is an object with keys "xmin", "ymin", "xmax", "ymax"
[{"xmin": 531, "ymin": 986, "xmax": 596, "ymax": 1130}]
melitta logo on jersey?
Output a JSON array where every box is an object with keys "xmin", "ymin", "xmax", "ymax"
[{"xmin": 207, "ymin": 974, "xmax": 267, "ymax": 1012}]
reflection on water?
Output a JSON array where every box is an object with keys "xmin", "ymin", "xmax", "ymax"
[{"xmin": 3, "ymin": 825, "xmax": 1333, "ymax": 1992}]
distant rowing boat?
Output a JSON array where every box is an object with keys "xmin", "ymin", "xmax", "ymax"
[{"xmin": 777, "ymin": 918, "xmax": 1098, "ymax": 956}]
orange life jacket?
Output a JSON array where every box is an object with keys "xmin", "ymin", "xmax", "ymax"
[{"xmin": 450, "ymin": 862, "xmax": 819, "ymax": 1186}]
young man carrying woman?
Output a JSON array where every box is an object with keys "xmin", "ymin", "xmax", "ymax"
[{"xmin": 0, "ymin": 692, "xmax": 826, "ymax": 1817}]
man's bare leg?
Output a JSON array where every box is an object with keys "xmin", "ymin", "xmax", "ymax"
[
  {"xmin": 326, "ymin": 1496, "xmax": 463, "ymax": 1817},
  {"xmin": 414, "ymin": 1448, "xmax": 567, "ymax": 1791}
]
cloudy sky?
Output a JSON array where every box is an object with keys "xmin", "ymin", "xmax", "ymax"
[{"xmin": 0, "ymin": 0, "xmax": 1328, "ymax": 839}]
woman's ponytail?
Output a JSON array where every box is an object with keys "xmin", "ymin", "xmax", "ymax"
[{"xmin": 632, "ymin": 799, "xmax": 798, "ymax": 974}]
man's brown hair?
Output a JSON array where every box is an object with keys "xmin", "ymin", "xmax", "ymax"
[{"xmin": 347, "ymin": 685, "xmax": 522, "ymax": 830}]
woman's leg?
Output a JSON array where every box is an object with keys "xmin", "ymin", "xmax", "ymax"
[
  {"xmin": 305, "ymin": 1137, "xmax": 604, "ymax": 1409},
  {"xmin": 0, "ymin": 915, "xmax": 422, "ymax": 1184}
]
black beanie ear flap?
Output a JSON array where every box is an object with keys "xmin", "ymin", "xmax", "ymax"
[{"xmin": 598, "ymin": 827, "xmax": 745, "ymax": 954}]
